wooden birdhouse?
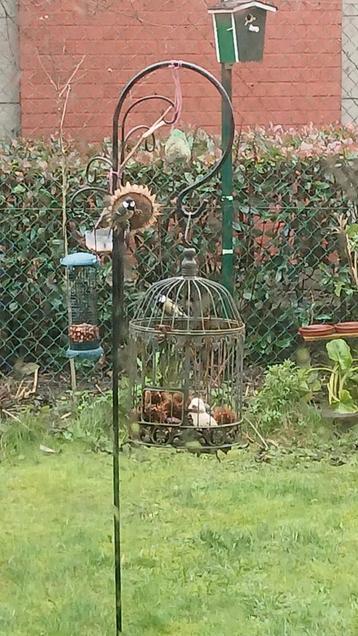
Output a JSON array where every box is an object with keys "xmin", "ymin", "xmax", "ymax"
[{"xmin": 208, "ymin": 1, "xmax": 277, "ymax": 64}]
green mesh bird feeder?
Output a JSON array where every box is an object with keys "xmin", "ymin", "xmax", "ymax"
[
  {"xmin": 61, "ymin": 252, "xmax": 103, "ymax": 360},
  {"xmin": 209, "ymin": 0, "xmax": 277, "ymax": 64}
]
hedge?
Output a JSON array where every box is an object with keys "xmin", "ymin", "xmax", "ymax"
[{"xmin": 1, "ymin": 127, "xmax": 357, "ymax": 374}]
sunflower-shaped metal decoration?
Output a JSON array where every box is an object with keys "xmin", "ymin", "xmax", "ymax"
[{"xmin": 96, "ymin": 183, "xmax": 160, "ymax": 233}]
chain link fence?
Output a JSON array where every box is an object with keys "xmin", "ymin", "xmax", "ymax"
[
  {"xmin": 1, "ymin": 143, "xmax": 357, "ymax": 390},
  {"xmin": 342, "ymin": 0, "xmax": 358, "ymax": 124},
  {"xmin": 1, "ymin": 0, "xmax": 358, "ymax": 392}
]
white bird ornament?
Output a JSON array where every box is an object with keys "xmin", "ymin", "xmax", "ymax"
[{"xmin": 188, "ymin": 398, "xmax": 217, "ymax": 428}]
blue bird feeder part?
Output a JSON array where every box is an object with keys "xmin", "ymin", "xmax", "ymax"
[{"xmin": 61, "ymin": 252, "xmax": 103, "ymax": 360}]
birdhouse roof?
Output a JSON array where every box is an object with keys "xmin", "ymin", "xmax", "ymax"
[{"xmin": 208, "ymin": 1, "xmax": 277, "ymax": 14}]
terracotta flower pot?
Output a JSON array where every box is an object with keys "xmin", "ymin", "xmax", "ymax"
[
  {"xmin": 334, "ymin": 322, "xmax": 358, "ymax": 335},
  {"xmin": 298, "ymin": 324, "xmax": 335, "ymax": 338}
]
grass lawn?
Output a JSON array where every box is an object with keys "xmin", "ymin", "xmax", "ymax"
[{"xmin": 0, "ymin": 443, "xmax": 357, "ymax": 635}]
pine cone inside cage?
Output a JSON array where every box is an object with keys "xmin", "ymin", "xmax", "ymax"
[
  {"xmin": 170, "ymin": 392, "xmax": 184, "ymax": 420},
  {"xmin": 213, "ymin": 406, "xmax": 237, "ymax": 425},
  {"xmin": 142, "ymin": 389, "xmax": 184, "ymax": 424}
]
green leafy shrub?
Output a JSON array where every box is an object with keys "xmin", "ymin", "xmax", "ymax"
[
  {"xmin": 247, "ymin": 360, "xmax": 321, "ymax": 434},
  {"xmin": 316, "ymin": 339, "xmax": 358, "ymax": 414},
  {"xmin": 66, "ymin": 382, "xmax": 131, "ymax": 450},
  {"xmin": 1, "ymin": 126, "xmax": 357, "ymax": 373}
]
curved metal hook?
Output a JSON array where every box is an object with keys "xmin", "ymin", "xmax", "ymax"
[
  {"xmin": 120, "ymin": 94, "xmax": 175, "ymax": 134},
  {"xmin": 124, "ymin": 125, "xmax": 156, "ymax": 153},
  {"xmin": 69, "ymin": 185, "xmax": 109, "ymax": 209},
  {"xmin": 85, "ymin": 156, "xmax": 113, "ymax": 185},
  {"xmin": 180, "ymin": 198, "xmax": 209, "ymax": 220},
  {"xmin": 112, "ymin": 60, "xmax": 235, "ymax": 215},
  {"xmin": 120, "ymin": 94, "xmax": 176, "ymax": 166}
]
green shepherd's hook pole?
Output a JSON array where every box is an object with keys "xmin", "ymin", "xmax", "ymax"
[
  {"xmin": 110, "ymin": 60, "xmax": 234, "ymax": 634},
  {"xmin": 221, "ymin": 62, "xmax": 234, "ymax": 294},
  {"xmin": 219, "ymin": 0, "xmax": 234, "ymax": 295},
  {"xmin": 111, "ymin": 226, "xmax": 124, "ymax": 635}
]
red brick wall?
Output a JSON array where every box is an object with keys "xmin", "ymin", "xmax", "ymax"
[{"xmin": 19, "ymin": 0, "xmax": 342, "ymax": 140}]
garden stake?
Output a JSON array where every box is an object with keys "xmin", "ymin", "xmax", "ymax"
[
  {"xmin": 112, "ymin": 225, "xmax": 125, "ymax": 634},
  {"xmin": 221, "ymin": 62, "xmax": 235, "ymax": 295}
]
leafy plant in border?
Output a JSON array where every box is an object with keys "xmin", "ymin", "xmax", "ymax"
[
  {"xmin": 247, "ymin": 360, "xmax": 321, "ymax": 434},
  {"xmin": 315, "ymin": 339, "xmax": 358, "ymax": 414}
]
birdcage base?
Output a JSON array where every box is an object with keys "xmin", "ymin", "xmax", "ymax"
[
  {"xmin": 129, "ymin": 420, "xmax": 241, "ymax": 452},
  {"xmin": 66, "ymin": 346, "xmax": 104, "ymax": 360}
]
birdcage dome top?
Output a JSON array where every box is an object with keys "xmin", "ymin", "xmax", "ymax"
[{"xmin": 130, "ymin": 248, "xmax": 244, "ymax": 337}]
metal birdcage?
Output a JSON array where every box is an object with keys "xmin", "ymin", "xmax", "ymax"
[{"xmin": 128, "ymin": 248, "xmax": 245, "ymax": 451}]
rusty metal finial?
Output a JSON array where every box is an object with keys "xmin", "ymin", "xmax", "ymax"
[{"xmin": 181, "ymin": 248, "xmax": 199, "ymax": 277}]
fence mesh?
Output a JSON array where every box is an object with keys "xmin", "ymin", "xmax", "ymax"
[
  {"xmin": 342, "ymin": 0, "xmax": 358, "ymax": 124},
  {"xmin": 1, "ymin": 0, "xmax": 358, "ymax": 392},
  {"xmin": 1, "ymin": 170, "xmax": 356, "ymax": 388}
]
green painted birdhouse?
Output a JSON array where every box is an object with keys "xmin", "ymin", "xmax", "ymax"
[{"xmin": 208, "ymin": 1, "xmax": 277, "ymax": 64}]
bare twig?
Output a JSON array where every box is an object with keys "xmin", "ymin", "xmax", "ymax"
[
  {"xmin": 267, "ymin": 438, "xmax": 279, "ymax": 448},
  {"xmin": 37, "ymin": 54, "xmax": 88, "ymax": 393},
  {"xmin": 15, "ymin": 379, "xmax": 24, "ymax": 399},
  {"xmin": 58, "ymin": 55, "xmax": 86, "ymax": 99},
  {"xmin": 32, "ymin": 367, "xmax": 39, "ymax": 395},
  {"xmin": 1, "ymin": 409, "xmax": 21, "ymax": 422},
  {"xmin": 60, "ymin": 85, "xmax": 71, "ymax": 141},
  {"xmin": 243, "ymin": 415, "xmax": 269, "ymax": 450},
  {"xmin": 37, "ymin": 52, "xmax": 59, "ymax": 92}
]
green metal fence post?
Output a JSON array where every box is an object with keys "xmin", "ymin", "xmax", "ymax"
[
  {"xmin": 210, "ymin": 0, "xmax": 277, "ymax": 293},
  {"xmin": 221, "ymin": 63, "xmax": 234, "ymax": 294}
]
